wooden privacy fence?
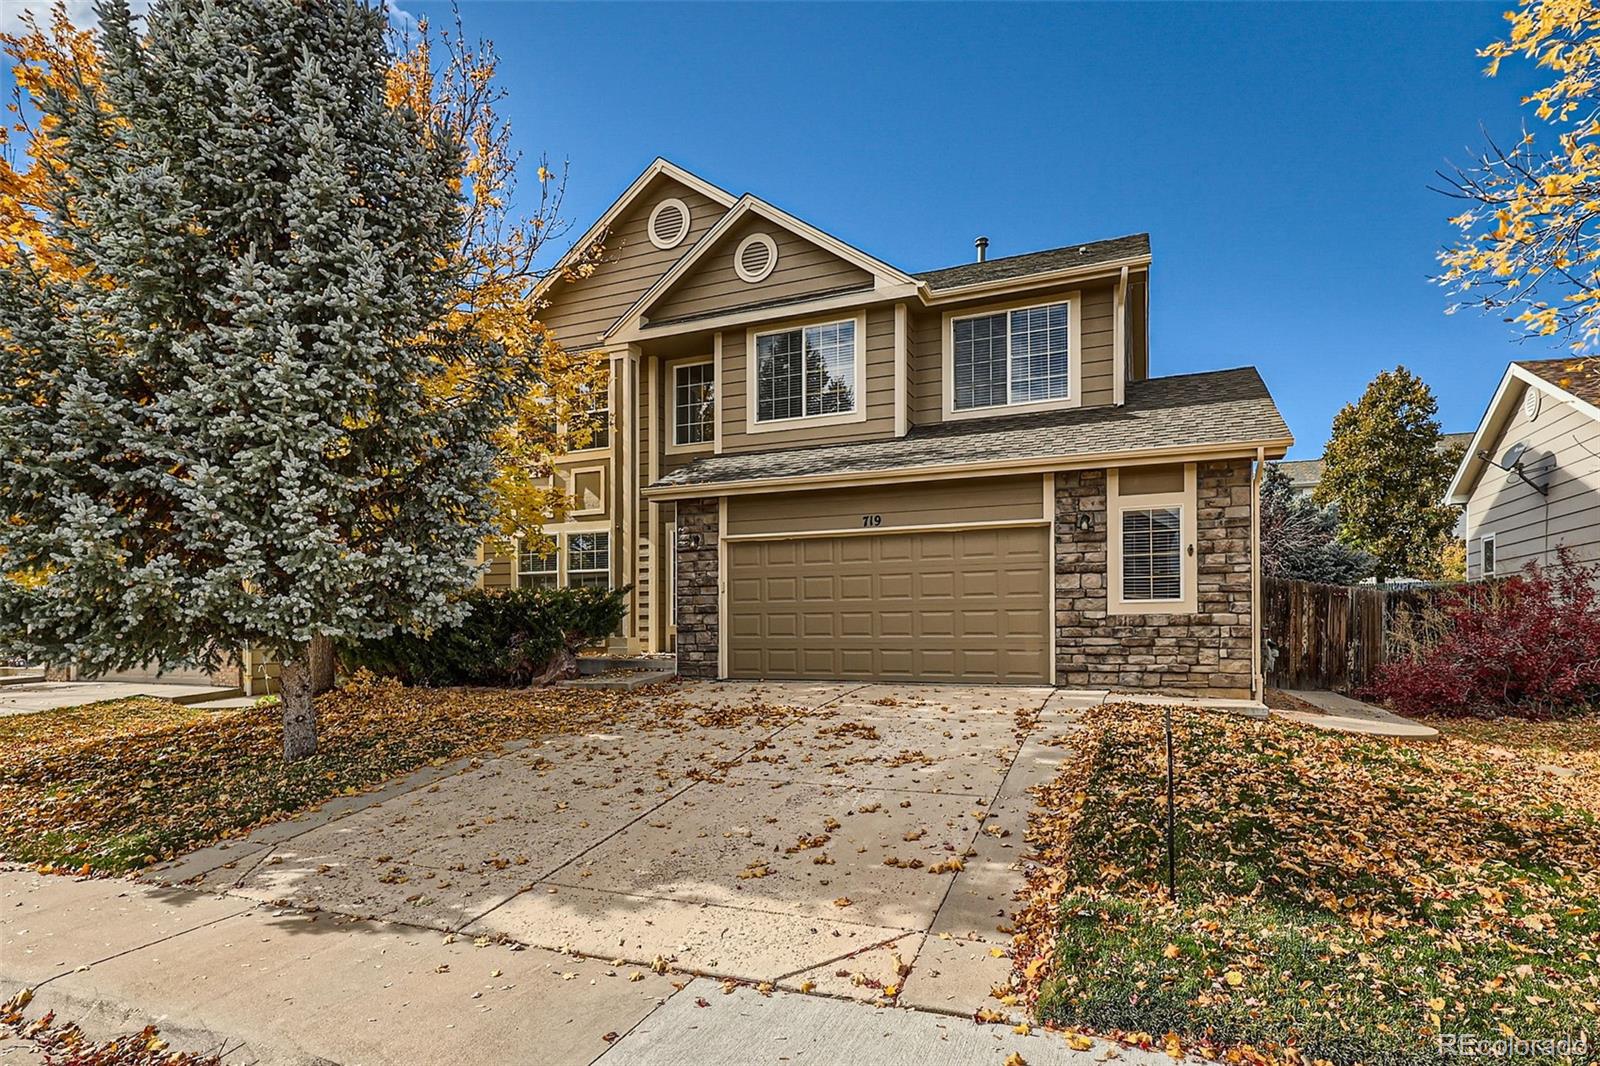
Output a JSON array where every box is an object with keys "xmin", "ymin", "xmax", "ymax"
[{"xmin": 1262, "ymin": 578, "xmax": 1450, "ymax": 692}]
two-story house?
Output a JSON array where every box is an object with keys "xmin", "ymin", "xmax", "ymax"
[{"xmin": 483, "ymin": 159, "xmax": 1292, "ymax": 698}]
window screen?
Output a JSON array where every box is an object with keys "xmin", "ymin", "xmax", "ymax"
[{"xmin": 1122, "ymin": 507, "xmax": 1182, "ymax": 601}]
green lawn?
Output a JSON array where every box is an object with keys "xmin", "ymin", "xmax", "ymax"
[
  {"xmin": 0, "ymin": 675, "xmax": 643, "ymax": 873},
  {"xmin": 1016, "ymin": 706, "xmax": 1600, "ymax": 1066}
]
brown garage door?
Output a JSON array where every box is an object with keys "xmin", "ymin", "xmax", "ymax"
[{"xmin": 727, "ymin": 526, "xmax": 1050, "ymax": 683}]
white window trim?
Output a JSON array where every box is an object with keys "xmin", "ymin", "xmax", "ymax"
[
  {"xmin": 734, "ymin": 232, "xmax": 778, "ymax": 283},
  {"xmin": 566, "ymin": 463, "xmax": 608, "ymax": 518},
  {"xmin": 565, "ymin": 359, "xmax": 613, "ymax": 457},
  {"xmin": 513, "ymin": 534, "xmax": 559, "ymax": 589},
  {"xmin": 941, "ymin": 293, "xmax": 1083, "ymax": 421},
  {"xmin": 744, "ymin": 311, "xmax": 869, "ymax": 434},
  {"xmin": 648, "ymin": 197, "xmax": 691, "ymax": 251},
  {"xmin": 1481, "ymin": 532, "xmax": 1497, "ymax": 577},
  {"xmin": 665, "ymin": 356, "xmax": 716, "ymax": 455},
  {"xmin": 565, "ymin": 529, "xmax": 613, "ymax": 588},
  {"xmin": 1107, "ymin": 464, "xmax": 1198, "ymax": 616}
]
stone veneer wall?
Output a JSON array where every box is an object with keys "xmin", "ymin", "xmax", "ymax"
[
  {"xmin": 1054, "ymin": 461, "xmax": 1255, "ymax": 697},
  {"xmin": 674, "ymin": 498, "xmax": 720, "ymax": 678}
]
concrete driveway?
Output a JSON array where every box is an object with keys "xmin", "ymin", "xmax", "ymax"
[
  {"xmin": 2, "ymin": 680, "xmax": 1205, "ymax": 1064},
  {"xmin": 146, "ymin": 680, "xmax": 1094, "ymax": 1012}
]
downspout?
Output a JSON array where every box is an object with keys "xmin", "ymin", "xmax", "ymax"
[{"xmin": 1251, "ymin": 446, "xmax": 1265, "ymax": 702}]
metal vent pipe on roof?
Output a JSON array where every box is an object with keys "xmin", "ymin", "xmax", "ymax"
[{"xmin": 975, "ymin": 236, "xmax": 989, "ymax": 262}]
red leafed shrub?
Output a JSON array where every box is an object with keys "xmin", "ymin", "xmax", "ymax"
[{"xmin": 1366, "ymin": 548, "xmax": 1600, "ymax": 717}]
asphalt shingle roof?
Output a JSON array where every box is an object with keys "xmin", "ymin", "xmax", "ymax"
[
  {"xmin": 1515, "ymin": 357, "xmax": 1600, "ymax": 408},
  {"xmin": 650, "ymin": 367, "xmax": 1289, "ymax": 492},
  {"xmin": 914, "ymin": 234, "xmax": 1151, "ymax": 291}
]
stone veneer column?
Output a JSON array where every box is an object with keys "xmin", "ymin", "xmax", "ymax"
[
  {"xmin": 674, "ymin": 498, "xmax": 720, "ymax": 679},
  {"xmin": 1054, "ymin": 460, "xmax": 1255, "ymax": 697}
]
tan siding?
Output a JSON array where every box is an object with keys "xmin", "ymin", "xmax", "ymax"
[
  {"xmin": 648, "ymin": 216, "xmax": 873, "ymax": 324},
  {"xmin": 720, "ymin": 304, "xmax": 898, "ymax": 452},
  {"xmin": 1466, "ymin": 380, "xmax": 1600, "ymax": 578},
  {"xmin": 906, "ymin": 280, "xmax": 1117, "ymax": 425},
  {"xmin": 541, "ymin": 177, "xmax": 726, "ymax": 348},
  {"xmin": 482, "ymin": 544, "xmax": 514, "ymax": 590},
  {"xmin": 726, "ymin": 474, "xmax": 1043, "ymax": 536}
]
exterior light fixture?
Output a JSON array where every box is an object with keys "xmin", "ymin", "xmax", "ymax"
[{"xmin": 1075, "ymin": 512, "xmax": 1095, "ymax": 533}]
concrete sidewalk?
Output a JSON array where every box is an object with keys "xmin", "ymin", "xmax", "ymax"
[
  {"xmin": 0, "ymin": 681, "xmax": 241, "ymax": 717},
  {"xmin": 1, "ymin": 869, "xmax": 1169, "ymax": 1065}
]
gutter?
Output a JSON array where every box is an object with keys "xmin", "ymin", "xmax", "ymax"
[{"xmin": 641, "ymin": 437, "xmax": 1295, "ymax": 500}]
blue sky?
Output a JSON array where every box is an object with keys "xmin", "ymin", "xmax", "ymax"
[{"xmin": 406, "ymin": 1, "xmax": 1552, "ymax": 458}]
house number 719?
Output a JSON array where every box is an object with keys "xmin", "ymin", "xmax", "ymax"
[{"xmin": 861, "ymin": 514, "xmax": 883, "ymax": 527}]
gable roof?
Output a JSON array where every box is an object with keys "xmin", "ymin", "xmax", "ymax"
[
  {"xmin": 610, "ymin": 193, "xmax": 919, "ymax": 337},
  {"xmin": 534, "ymin": 158, "xmax": 737, "ymax": 304},
  {"xmin": 1447, "ymin": 358, "xmax": 1600, "ymax": 504},
  {"xmin": 645, "ymin": 367, "xmax": 1291, "ymax": 497},
  {"xmin": 1514, "ymin": 357, "xmax": 1600, "ymax": 407},
  {"xmin": 916, "ymin": 234, "xmax": 1151, "ymax": 292}
]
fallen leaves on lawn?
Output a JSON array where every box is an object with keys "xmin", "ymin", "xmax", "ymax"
[
  {"xmin": 0, "ymin": 674, "xmax": 655, "ymax": 873},
  {"xmin": 1011, "ymin": 704, "xmax": 1600, "ymax": 1066}
]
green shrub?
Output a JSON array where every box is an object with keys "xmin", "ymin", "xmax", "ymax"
[{"xmin": 340, "ymin": 585, "xmax": 629, "ymax": 686}]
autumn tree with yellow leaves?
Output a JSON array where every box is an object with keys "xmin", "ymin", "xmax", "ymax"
[{"xmin": 1440, "ymin": 0, "xmax": 1600, "ymax": 373}]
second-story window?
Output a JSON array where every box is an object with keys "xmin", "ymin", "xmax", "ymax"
[
  {"xmin": 572, "ymin": 371, "xmax": 610, "ymax": 450},
  {"xmin": 674, "ymin": 361, "xmax": 715, "ymax": 446},
  {"xmin": 754, "ymin": 319, "xmax": 856, "ymax": 423},
  {"xmin": 952, "ymin": 301, "xmax": 1069, "ymax": 411}
]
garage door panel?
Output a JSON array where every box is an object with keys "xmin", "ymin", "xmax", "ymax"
[{"xmin": 727, "ymin": 527, "xmax": 1049, "ymax": 685}]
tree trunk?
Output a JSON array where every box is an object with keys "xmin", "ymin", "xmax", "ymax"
[
  {"xmin": 280, "ymin": 656, "xmax": 318, "ymax": 761},
  {"xmin": 309, "ymin": 634, "xmax": 335, "ymax": 694},
  {"xmin": 532, "ymin": 641, "xmax": 579, "ymax": 687}
]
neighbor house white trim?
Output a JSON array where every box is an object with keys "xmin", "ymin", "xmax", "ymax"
[
  {"xmin": 1447, "ymin": 361, "xmax": 1600, "ymax": 504},
  {"xmin": 1107, "ymin": 463, "xmax": 1198, "ymax": 616},
  {"xmin": 745, "ymin": 311, "xmax": 869, "ymax": 434},
  {"xmin": 941, "ymin": 294, "xmax": 1083, "ymax": 421}
]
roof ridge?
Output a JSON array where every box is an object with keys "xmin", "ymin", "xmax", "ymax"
[{"xmin": 914, "ymin": 232, "xmax": 1150, "ymax": 277}]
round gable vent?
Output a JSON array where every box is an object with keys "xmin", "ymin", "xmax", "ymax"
[
  {"xmin": 734, "ymin": 232, "xmax": 778, "ymax": 283},
  {"xmin": 648, "ymin": 198, "xmax": 690, "ymax": 250}
]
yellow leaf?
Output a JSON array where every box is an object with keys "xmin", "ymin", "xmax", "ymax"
[
  {"xmin": 1162, "ymin": 943, "xmax": 1181, "ymax": 959},
  {"xmin": 1224, "ymin": 970, "xmax": 1244, "ymax": 987}
]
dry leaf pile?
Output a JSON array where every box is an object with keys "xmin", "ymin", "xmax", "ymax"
[{"xmin": 1012, "ymin": 704, "xmax": 1600, "ymax": 1066}]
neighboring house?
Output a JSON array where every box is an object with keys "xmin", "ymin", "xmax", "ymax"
[
  {"xmin": 1448, "ymin": 358, "xmax": 1600, "ymax": 581},
  {"xmin": 485, "ymin": 158, "xmax": 1292, "ymax": 697}
]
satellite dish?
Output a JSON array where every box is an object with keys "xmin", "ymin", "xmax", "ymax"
[
  {"xmin": 1502, "ymin": 442, "xmax": 1529, "ymax": 468},
  {"xmin": 1491, "ymin": 441, "xmax": 1551, "ymax": 497}
]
